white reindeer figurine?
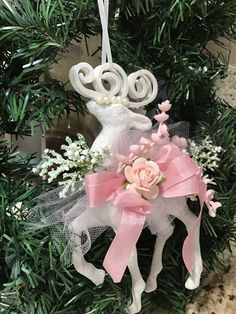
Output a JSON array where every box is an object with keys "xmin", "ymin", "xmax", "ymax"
[{"xmin": 68, "ymin": 62, "xmax": 204, "ymax": 314}]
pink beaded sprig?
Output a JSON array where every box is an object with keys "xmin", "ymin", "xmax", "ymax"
[
  {"xmin": 117, "ymin": 100, "xmax": 187, "ymax": 165},
  {"xmin": 117, "ymin": 100, "xmax": 221, "ymax": 217}
]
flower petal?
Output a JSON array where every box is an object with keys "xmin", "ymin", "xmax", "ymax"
[
  {"xmin": 145, "ymin": 160, "xmax": 160, "ymax": 172},
  {"xmin": 124, "ymin": 165, "xmax": 134, "ymax": 183},
  {"xmin": 133, "ymin": 157, "xmax": 147, "ymax": 167},
  {"xmin": 142, "ymin": 186, "xmax": 159, "ymax": 200}
]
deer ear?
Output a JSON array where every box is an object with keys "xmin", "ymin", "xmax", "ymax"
[{"xmin": 130, "ymin": 111, "xmax": 152, "ymax": 131}]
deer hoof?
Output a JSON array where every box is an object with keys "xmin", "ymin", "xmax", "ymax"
[
  {"xmin": 127, "ymin": 302, "xmax": 142, "ymax": 314},
  {"xmin": 92, "ymin": 269, "xmax": 106, "ymax": 286},
  {"xmin": 145, "ymin": 278, "xmax": 157, "ymax": 293},
  {"xmin": 127, "ymin": 280, "xmax": 145, "ymax": 313},
  {"xmin": 185, "ymin": 275, "xmax": 200, "ymax": 290}
]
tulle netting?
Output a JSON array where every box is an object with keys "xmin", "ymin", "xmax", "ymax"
[{"xmin": 28, "ymin": 123, "xmax": 189, "ymax": 266}]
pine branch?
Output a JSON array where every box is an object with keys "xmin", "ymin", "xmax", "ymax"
[
  {"xmin": 1, "ymin": 1, "xmax": 236, "ymax": 313},
  {"xmin": 0, "ymin": 81, "xmax": 86, "ymax": 136}
]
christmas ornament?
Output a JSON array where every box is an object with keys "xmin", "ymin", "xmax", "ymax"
[{"xmin": 30, "ymin": 1, "xmax": 221, "ymax": 313}]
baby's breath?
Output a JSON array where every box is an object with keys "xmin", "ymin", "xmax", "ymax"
[
  {"xmin": 190, "ymin": 136, "xmax": 223, "ymax": 172},
  {"xmin": 34, "ymin": 133, "xmax": 108, "ymax": 198}
]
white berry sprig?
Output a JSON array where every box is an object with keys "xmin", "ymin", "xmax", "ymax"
[
  {"xmin": 33, "ymin": 134, "xmax": 109, "ymax": 198},
  {"xmin": 189, "ymin": 136, "xmax": 223, "ymax": 172}
]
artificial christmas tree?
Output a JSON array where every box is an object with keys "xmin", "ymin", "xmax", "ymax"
[{"xmin": 0, "ymin": 1, "xmax": 236, "ymax": 313}]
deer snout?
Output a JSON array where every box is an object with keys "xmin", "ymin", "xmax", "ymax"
[
  {"xmin": 86, "ymin": 100, "xmax": 152, "ymax": 132},
  {"xmin": 86, "ymin": 101, "xmax": 133, "ymax": 126}
]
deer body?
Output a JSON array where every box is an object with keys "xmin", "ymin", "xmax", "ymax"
[
  {"xmin": 68, "ymin": 100, "xmax": 202, "ymax": 314},
  {"xmin": 68, "ymin": 62, "xmax": 203, "ymax": 313}
]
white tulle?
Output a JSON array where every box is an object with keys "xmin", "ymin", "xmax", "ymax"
[{"xmin": 28, "ymin": 123, "xmax": 189, "ymax": 266}]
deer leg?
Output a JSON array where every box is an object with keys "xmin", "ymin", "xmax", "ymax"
[
  {"xmin": 69, "ymin": 209, "xmax": 108, "ymax": 286},
  {"xmin": 175, "ymin": 205, "xmax": 203, "ymax": 290},
  {"xmin": 127, "ymin": 248, "xmax": 146, "ymax": 314},
  {"xmin": 145, "ymin": 223, "xmax": 174, "ymax": 293},
  {"xmin": 72, "ymin": 249, "xmax": 106, "ymax": 286}
]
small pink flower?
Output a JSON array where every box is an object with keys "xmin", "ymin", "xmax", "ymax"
[
  {"xmin": 171, "ymin": 135, "xmax": 187, "ymax": 148},
  {"xmin": 159, "ymin": 124, "xmax": 169, "ymax": 137},
  {"xmin": 203, "ymin": 177, "xmax": 214, "ymax": 185},
  {"xmin": 129, "ymin": 145, "xmax": 140, "ymax": 154},
  {"xmin": 116, "ymin": 153, "xmax": 136, "ymax": 172},
  {"xmin": 124, "ymin": 157, "xmax": 163, "ymax": 200},
  {"xmin": 205, "ymin": 189, "xmax": 222, "ymax": 217},
  {"xmin": 117, "ymin": 154, "xmax": 130, "ymax": 163},
  {"xmin": 117, "ymin": 153, "xmax": 135, "ymax": 163},
  {"xmin": 154, "ymin": 112, "xmax": 169, "ymax": 123},
  {"xmin": 139, "ymin": 137, "xmax": 150, "ymax": 145},
  {"xmin": 208, "ymin": 201, "xmax": 222, "ymax": 217},
  {"xmin": 151, "ymin": 133, "xmax": 163, "ymax": 145},
  {"xmin": 158, "ymin": 100, "xmax": 172, "ymax": 112},
  {"xmin": 206, "ymin": 189, "xmax": 215, "ymax": 199}
]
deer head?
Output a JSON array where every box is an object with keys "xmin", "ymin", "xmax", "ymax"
[{"xmin": 69, "ymin": 62, "xmax": 158, "ymax": 152}]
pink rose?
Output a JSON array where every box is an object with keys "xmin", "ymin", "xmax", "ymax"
[{"xmin": 124, "ymin": 157, "xmax": 163, "ymax": 200}]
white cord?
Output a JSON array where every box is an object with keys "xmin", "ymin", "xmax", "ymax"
[{"xmin": 97, "ymin": 0, "xmax": 112, "ymax": 64}]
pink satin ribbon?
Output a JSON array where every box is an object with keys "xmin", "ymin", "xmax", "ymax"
[
  {"xmin": 104, "ymin": 190, "xmax": 152, "ymax": 282},
  {"xmin": 86, "ymin": 173, "xmax": 152, "ymax": 282},
  {"xmin": 156, "ymin": 144, "xmax": 207, "ymax": 274},
  {"xmin": 85, "ymin": 144, "xmax": 207, "ymax": 282},
  {"xmin": 85, "ymin": 172, "xmax": 126, "ymax": 207}
]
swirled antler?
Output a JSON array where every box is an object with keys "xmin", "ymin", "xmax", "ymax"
[
  {"xmin": 128, "ymin": 69, "xmax": 158, "ymax": 108},
  {"xmin": 69, "ymin": 62, "xmax": 128, "ymax": 100},
  {"xmin": 94, "ymin": 63, "xmax": 129, "ymax": 98},
  {"xmin": 69, "ymin": 62, "xmax": 158, "ymax": 108}
]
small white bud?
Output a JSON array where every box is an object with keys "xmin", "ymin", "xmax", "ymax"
[
  {"xmin": 82, "ymin": 149, "xmax": 88, "ymax": 155},
  {"xmin": 67, "ymin": 151, "xmax": 74, "ymax": 158},
  {"xmin": 70, "ymin": 143, "xmax": 77, "ymax": 149}
]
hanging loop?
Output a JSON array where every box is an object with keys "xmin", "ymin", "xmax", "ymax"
[{"xmin": 97, "ymin": 0, "xmax": 113, "ymax": 64}]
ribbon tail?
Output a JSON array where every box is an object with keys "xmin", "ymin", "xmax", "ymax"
[
  {"xmin": 182, "ymin": 202, "xmax": 204, "ymax": 275},
  {"xmin": 103, "ymin": 210, "xmax": 145, "ymax": 283}
]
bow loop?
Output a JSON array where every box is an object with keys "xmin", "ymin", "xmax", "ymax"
[{"xmin": 86, "ymin": 172, "xmax": 125, "ymax": 207}]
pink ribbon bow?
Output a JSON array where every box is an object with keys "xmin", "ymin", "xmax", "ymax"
[
  {"xmin": 85, "ymin": 143, "xmax": 216, "ymax": 282},
  {"xmin": 86, "ymin": 172, "xmax": 152, "ymax": 282}
]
